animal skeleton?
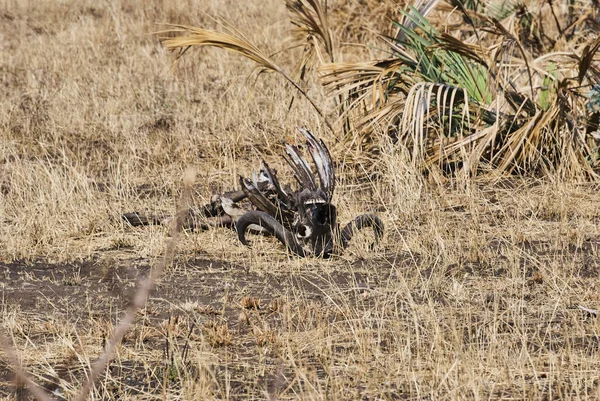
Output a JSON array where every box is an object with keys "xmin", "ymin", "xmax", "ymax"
[{"xmin": 124, "ymin": 128, "xmax": 383, "ymax": 258}]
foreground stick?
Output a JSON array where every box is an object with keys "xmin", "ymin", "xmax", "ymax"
[
  {"xmin": 76, "ymin": 170, "xmax": 195, "ymax": 401},
  {"xmin": 0, "ymin": 331, "xmax": 54, "ymax": 401}
]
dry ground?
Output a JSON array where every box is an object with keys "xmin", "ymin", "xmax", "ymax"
[{"xmin": 2, "ymin": 0, "xmax": 600, "ymax": 400}]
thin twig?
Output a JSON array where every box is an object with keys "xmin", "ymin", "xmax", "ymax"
[
  {"xmin": 0, "ymin": 330, "xmax": 55, "ymax": 401},
  {"xmin": 74, "ymin": 169, "xmax": 196, "ymax": 401}
]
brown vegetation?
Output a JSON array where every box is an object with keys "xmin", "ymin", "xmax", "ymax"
[{"xmin": 2, "ymin": 0, "xmax": 600, "ymax": 400}]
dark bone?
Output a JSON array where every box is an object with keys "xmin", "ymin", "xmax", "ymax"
[
  {"xmin": 339, "ymin": 214, "xmax": 384, "ymax": 250},
  {"xmin": 234, "ymin": 129, "xmax": 382, "ymax": 258},
  {"xmin": 122, "ymin": 190, "xmax": 247, "ymax": 229},
  {"xmin": 123, "ymin": 128, "xmax": 383, "ymax": 258},
  {"xmin": 236, "ymin": 210, "xmax": 307, "ymax": 257}
]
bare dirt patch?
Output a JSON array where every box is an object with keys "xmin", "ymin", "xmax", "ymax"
[
  {"xmin": 2, "ymin": 205, "xmax": 600, "ymax": 399},
  {"xmin": 0, "ymin": 253, "xmax": 404, "ymax": 399}
]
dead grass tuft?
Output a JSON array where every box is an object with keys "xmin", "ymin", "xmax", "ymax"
[{"xmin": 203, "ymin": 321, "xmax": 232, "ymax": 348}]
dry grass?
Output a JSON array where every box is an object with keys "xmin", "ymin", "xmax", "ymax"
[{"xmin": 2, "ymin": 0, "xmax": 600, "ymax": 400}]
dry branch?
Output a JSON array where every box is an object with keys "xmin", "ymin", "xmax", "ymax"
[
  {"xmin": 73, "ymin": 169, "xmax": 196, "ymax": 401},
  {"xmin": 0, "ymin": 331, "xmax": 55, "ymax": 401}
]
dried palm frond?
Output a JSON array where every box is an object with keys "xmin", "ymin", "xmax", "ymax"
[
  {"xmin": 319, "ymin": 58, "xmax": 410, "ymax": 152},
  {"xmin": 321, "ymin": 5, "xmax": 492, "ymax": 131},
  {"xmin": 319, "ymin": 59, "xmax": 407, "ymax": 114},
  {"xmin": 285, "ymin": 0, "xmax": 349, "ymax": 134},
  {"xmin": 157, "ymin": 0, "xmax": 600, "ymax": 178},
  {"xmin": 400, "ymin": 82, "xmax": 472, "ymax": 162},
  {"xmin": 286, "ymin": 0, "xmax": 335, "ymax": 66},
  {"xmin": 315, "ymin": 0, "xmax": 600, "ymax": 178},
  {"xmin": 285, "ymin": 0, "xmax": 372, "ymax": 139},
  {"xmin": 159, "ymin": 24, "xmax": 334, "ymax": 133}
]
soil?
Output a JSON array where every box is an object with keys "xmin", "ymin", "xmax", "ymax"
[
  {"xmin": 0, "ymin": 252, "xmax": 406, "ymax": 399},
  {"xmin": 2, "ymin": 229, "xmax": 600, "ymax": 399}
]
